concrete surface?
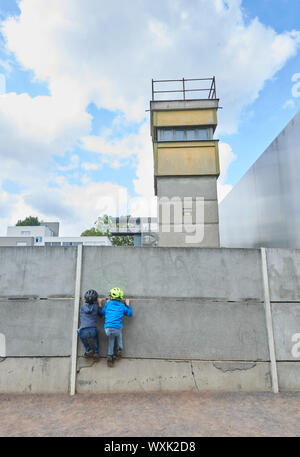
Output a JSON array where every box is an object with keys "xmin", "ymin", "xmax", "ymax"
[
  {"xmin": 0, "ymin": 299, "xmax": 73, "ymax": 356},
  {"xmin": 81, "ymin": 247, "xmax": 264, "ymax": 300},
  {"xmin": 77, "ymin": 359, "xmax": 271, "ymax": 393},
  {"xmin": 219, "ymin": 110, "xmax": 300, "ymax": 249},
  {"xmin": 1, "ymin": 391, "xmax": 300, "ymax": 437},
  {"xmin": 277, "ymin": 362, "xmax": 300, "ymax": 390},
  {"xmin": 1, "ymin": 358, "xmax": 298, "ymax": 394},
  {"xmin": 157, "ymin": 176, "xmax": 218, "ymax": 200},
  {"xmin": 0, "ymin": 358, "xmax": 70, "ymax": 393},
  {"xmin": 272, "ymin": 302, "xmax": 300, "ymax": 360},
  {"xmin": 77, "ymin": 299, "xmax": 269, "ymax": 361},
  {"xmin": 0, "ymin": 246, "xmax": 77, "ymax": 297},
  {"xmin": 151, "ymin": 99, "xmax": 219, "ymax": 111},
  {"xmin": 0, "ymin": 246, "xmax": 300, "ymax": 393},
  {"xmin": 158, "ymin": 224, "xmax": 220, "ymax": 247},
  {"xmin": 266, "ymin": 249, "xmax": 300, "ymax": 301},
  {"xmin": 158, "ymin": 199, "xmax": 219, "ymax": 224}
]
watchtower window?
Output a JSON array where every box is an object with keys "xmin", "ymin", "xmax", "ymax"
[{"xmin": 156, "ymin": 126, "xmax": 213, "ymax": 142}]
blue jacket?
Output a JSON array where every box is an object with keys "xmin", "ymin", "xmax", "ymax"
[
  {"xmin": 79, "ymin": 303, "xmax": 102, "ymax": 329},
  {"xmin": 100, "ymin": 299, "xmax": 133, "ymax": 329}
]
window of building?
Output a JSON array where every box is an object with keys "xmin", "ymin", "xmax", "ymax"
[
  {"xmin": 45, "ymin": 242, "xmax": 62, "ymax": 246},
  {"xmin": 21, "ymin": 231, "xmax": 30, "ymax": 236},
  {"xmin": 156, "ymin": 126, "xmax": 213, "ymax": 142},
  {"xmin": 62, "ymin": 242, "xmax": 83, "ymax": 246},
  {"xmin": 35, "ymin": 237, "xmax": 43, "ymax": 243}
]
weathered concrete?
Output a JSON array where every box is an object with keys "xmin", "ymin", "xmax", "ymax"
[
  {"xmin": 158, "ymin": 223, "xmax": 220, "ymax": 247},
  {"xmin": 0, "ymin": 299, "xmax": 73, "ymax": 356},
  {"xmin": 0, "ymin": 247, "xmax": 77, "ymax": 297},
  {"xmin": 219, "ymin": 110, "xmax": 300, "ymax": 249},
  {"xmin": 266, "ymin": 249, "xmax": 300, "ymax": 302},
  {"xmin": 1, "ymin": 358, "xmax": 299, "ymax": 394},
  {"xmin": 0, "ymin": 246, "xmax": 299, "ymax": 393},
  {"xmin": 277, "ymin": 362, "xmax": 300, "ymax": 391},
  {"xmin": 157, "ymin": 176, "xmax": 218, "ymax": 200},
  {"xmin": 151, "ymin": 99, "xmax": 219, "ymax": 111},
  {"xmin": 81, "ymin": 247, "xmax": 264, "ymax": 301},
  {"xmin": 76, "ymin": 299, "xmax": 269, "ymax": 361},
  {"xmin": 158, "ymin": 200, "xmax": 219, "ymax": 224},
  {"xmin": 76, "ymin": 359, "xmax": 272, "ymax": 393},
  {"xmin": 272, "ymin": 302, "xmax": 300, "ymax": 360},
  {"xmin": 0, "ymin": 357, "xmax": 70, "ymax": 393}
]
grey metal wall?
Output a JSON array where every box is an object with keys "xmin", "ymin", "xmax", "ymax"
[{"xmin": 219, "ymin": 110, "xmax": 300, "ymax": 248}]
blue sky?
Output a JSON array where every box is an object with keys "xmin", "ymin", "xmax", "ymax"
[{"xmin": 0, "ymin": 0, "xmax": 299, "ymax": 235}]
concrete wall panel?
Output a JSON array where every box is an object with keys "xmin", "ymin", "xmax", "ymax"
[
  {"xmin": 158, "ymin": 200, "xmax": 219, "ymax": 224},
  {"xmin": 0, "ymin": 247, "xmax": 77, "ymax": 297},
  {"xmin": 272, "ymin": 302, "xmax": 300, "ymax": 360},
  {"xmin": 158, "ymin": 224, "xmax": 220, "ymax": 247},
  {"xmin": 0, "ymin": 299, "xmax": 74, "ymax": 356},
  {"xmin": 81, "ymin": 247, "xmax": 264, "ymax": 301},
  {"xmin": 277, "ymin": 362, "xmax": 300, "ymax": 391},
  {"xmin": 157, "ymin": 176, "xmax": 218, "ymax": 200},
  {"xmin": 157, "ymin": 145, "xmax": 218, "ymax": 176},
  {"xmin": 77, "ymin": 299, "xmax": 269, "ymax": 361},
  {"xmin": 0, "ymin": 357, "xmax": 70, "ymax": 393},
  {"xmin": 266, "ymin": 249, "xmax": 300, "ymax": 302}
]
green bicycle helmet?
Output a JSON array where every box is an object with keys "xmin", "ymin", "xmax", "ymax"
[{"xmin": 110, "ymin": 287, "xmax": 124, "ymax": 300}]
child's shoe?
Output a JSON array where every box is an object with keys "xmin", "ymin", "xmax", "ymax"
[
  {"xmin": 107, "ymin": 356, "xmax": 114, "ymax": 367},
  {"xmin": 93, "ymin": 352, "xmax": 100, "ymax": 361},
  {"xmin": 84, "ymin": 350, "xmax": 93, "ymax": 358},
  {"xmin": 115, "ymin": 349, "xmax": 122, "ymax": 360}
]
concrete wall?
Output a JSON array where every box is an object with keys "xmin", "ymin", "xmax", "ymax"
[
  {"xmin": 0, "ymin": 246, "xmax": 299, "ymax": 393},
  {"xmin": 157, "ymin": 176, "xmax": 220, "ymax": 247},
  {"xmin": 219, "ymin": 110, "xmax": 300, "ymax": 248},
  {"xmin": 0, "ymin": 237, "xmax": 34, "ymax": 246}
]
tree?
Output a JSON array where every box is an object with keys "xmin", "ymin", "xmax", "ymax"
[
  {"xmin": 80, "ymin": 227, "xmax": 103, "ymax": 237},
  {"xmin": 81, "ymin": 214, "xmax": 134, "ymax": 246},
  {"xmin": 16, "ymin": 216, "xmax": 41, "ymax": 226}
]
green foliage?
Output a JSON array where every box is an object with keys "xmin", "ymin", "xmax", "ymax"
[
  {"xmin": 110, "ymin": 235, "xmax": 134, "ymax": 246},
  {"xmin": 16, "ymin": 216, "xmax": 41, "ymax": 226},
  {"xmin": 81, "ymin": 214, "xmax": 134, "ymax": 246},
  {"xmin": 80, "ymin": 227, "xmax": 103, "ymax": 236}
]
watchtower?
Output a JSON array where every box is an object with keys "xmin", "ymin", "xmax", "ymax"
[{"xmin": 150, "ymin": 77, "xmax": 220, "ymax": 247}]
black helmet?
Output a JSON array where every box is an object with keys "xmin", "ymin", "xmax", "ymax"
[{"xmin": 84, "ymin": 289, "xmax": 98, "ymax": 304}]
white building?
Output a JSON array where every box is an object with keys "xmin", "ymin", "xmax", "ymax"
[
  {"xmin": 44, "ymin": 237, "xmax": 112, "ymax": 246},
  {"xmin": 6, "ymin": 224, "xmax": 57, "ymax": 245},
  {"xmin": 2, "ymin": 222, "xmax": 111, "ymax": 247}
]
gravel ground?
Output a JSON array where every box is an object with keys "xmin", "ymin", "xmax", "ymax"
[{"xmin": 0, "ymin": 391, "xmax": 300, "ymax": 437}]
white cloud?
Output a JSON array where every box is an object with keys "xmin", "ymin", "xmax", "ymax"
[
  {"xmin": 81, "ymin": 162, "xmax": 102, "ymax": 171},
  {"xmin": 0, "ymin": 0, "xmax": 300, "ymax": 228},
  {"xmin": 2, "ymin": 0, "xmax": 300, "ymax": 132},
  {"xmin": 217, "ymin": 142, "xmax": 237, "ymax": 202},
  {"xmin": 283, "ymin": 99, "xmax": 295, "ymax": 109}
]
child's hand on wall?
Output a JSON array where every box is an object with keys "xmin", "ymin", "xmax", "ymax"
[
  {"xmin": 125, "ymin": 298, "xmax": 130, "ymax": 307},
  {"xmin": 97, "ymin": 297, "xmax": 104, "ymax": 308}
]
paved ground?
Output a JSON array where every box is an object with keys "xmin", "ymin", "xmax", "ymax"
[{"xmin": 0, "ymin": 391, "xmax": 300, "ymax": 437}]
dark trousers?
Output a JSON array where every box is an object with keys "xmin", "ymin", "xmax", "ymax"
[{"xmin": 78, "ymin": 327, "xmax": 99, "ymax": 354}]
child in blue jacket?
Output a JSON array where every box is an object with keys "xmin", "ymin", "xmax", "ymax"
[
  {"xmin": 100, "ymin": 287, "xmax": 133, "ymax": 367},
  {"xmin": 78, "ymin": 289, "xmax": 102, "ymax": 359}
]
